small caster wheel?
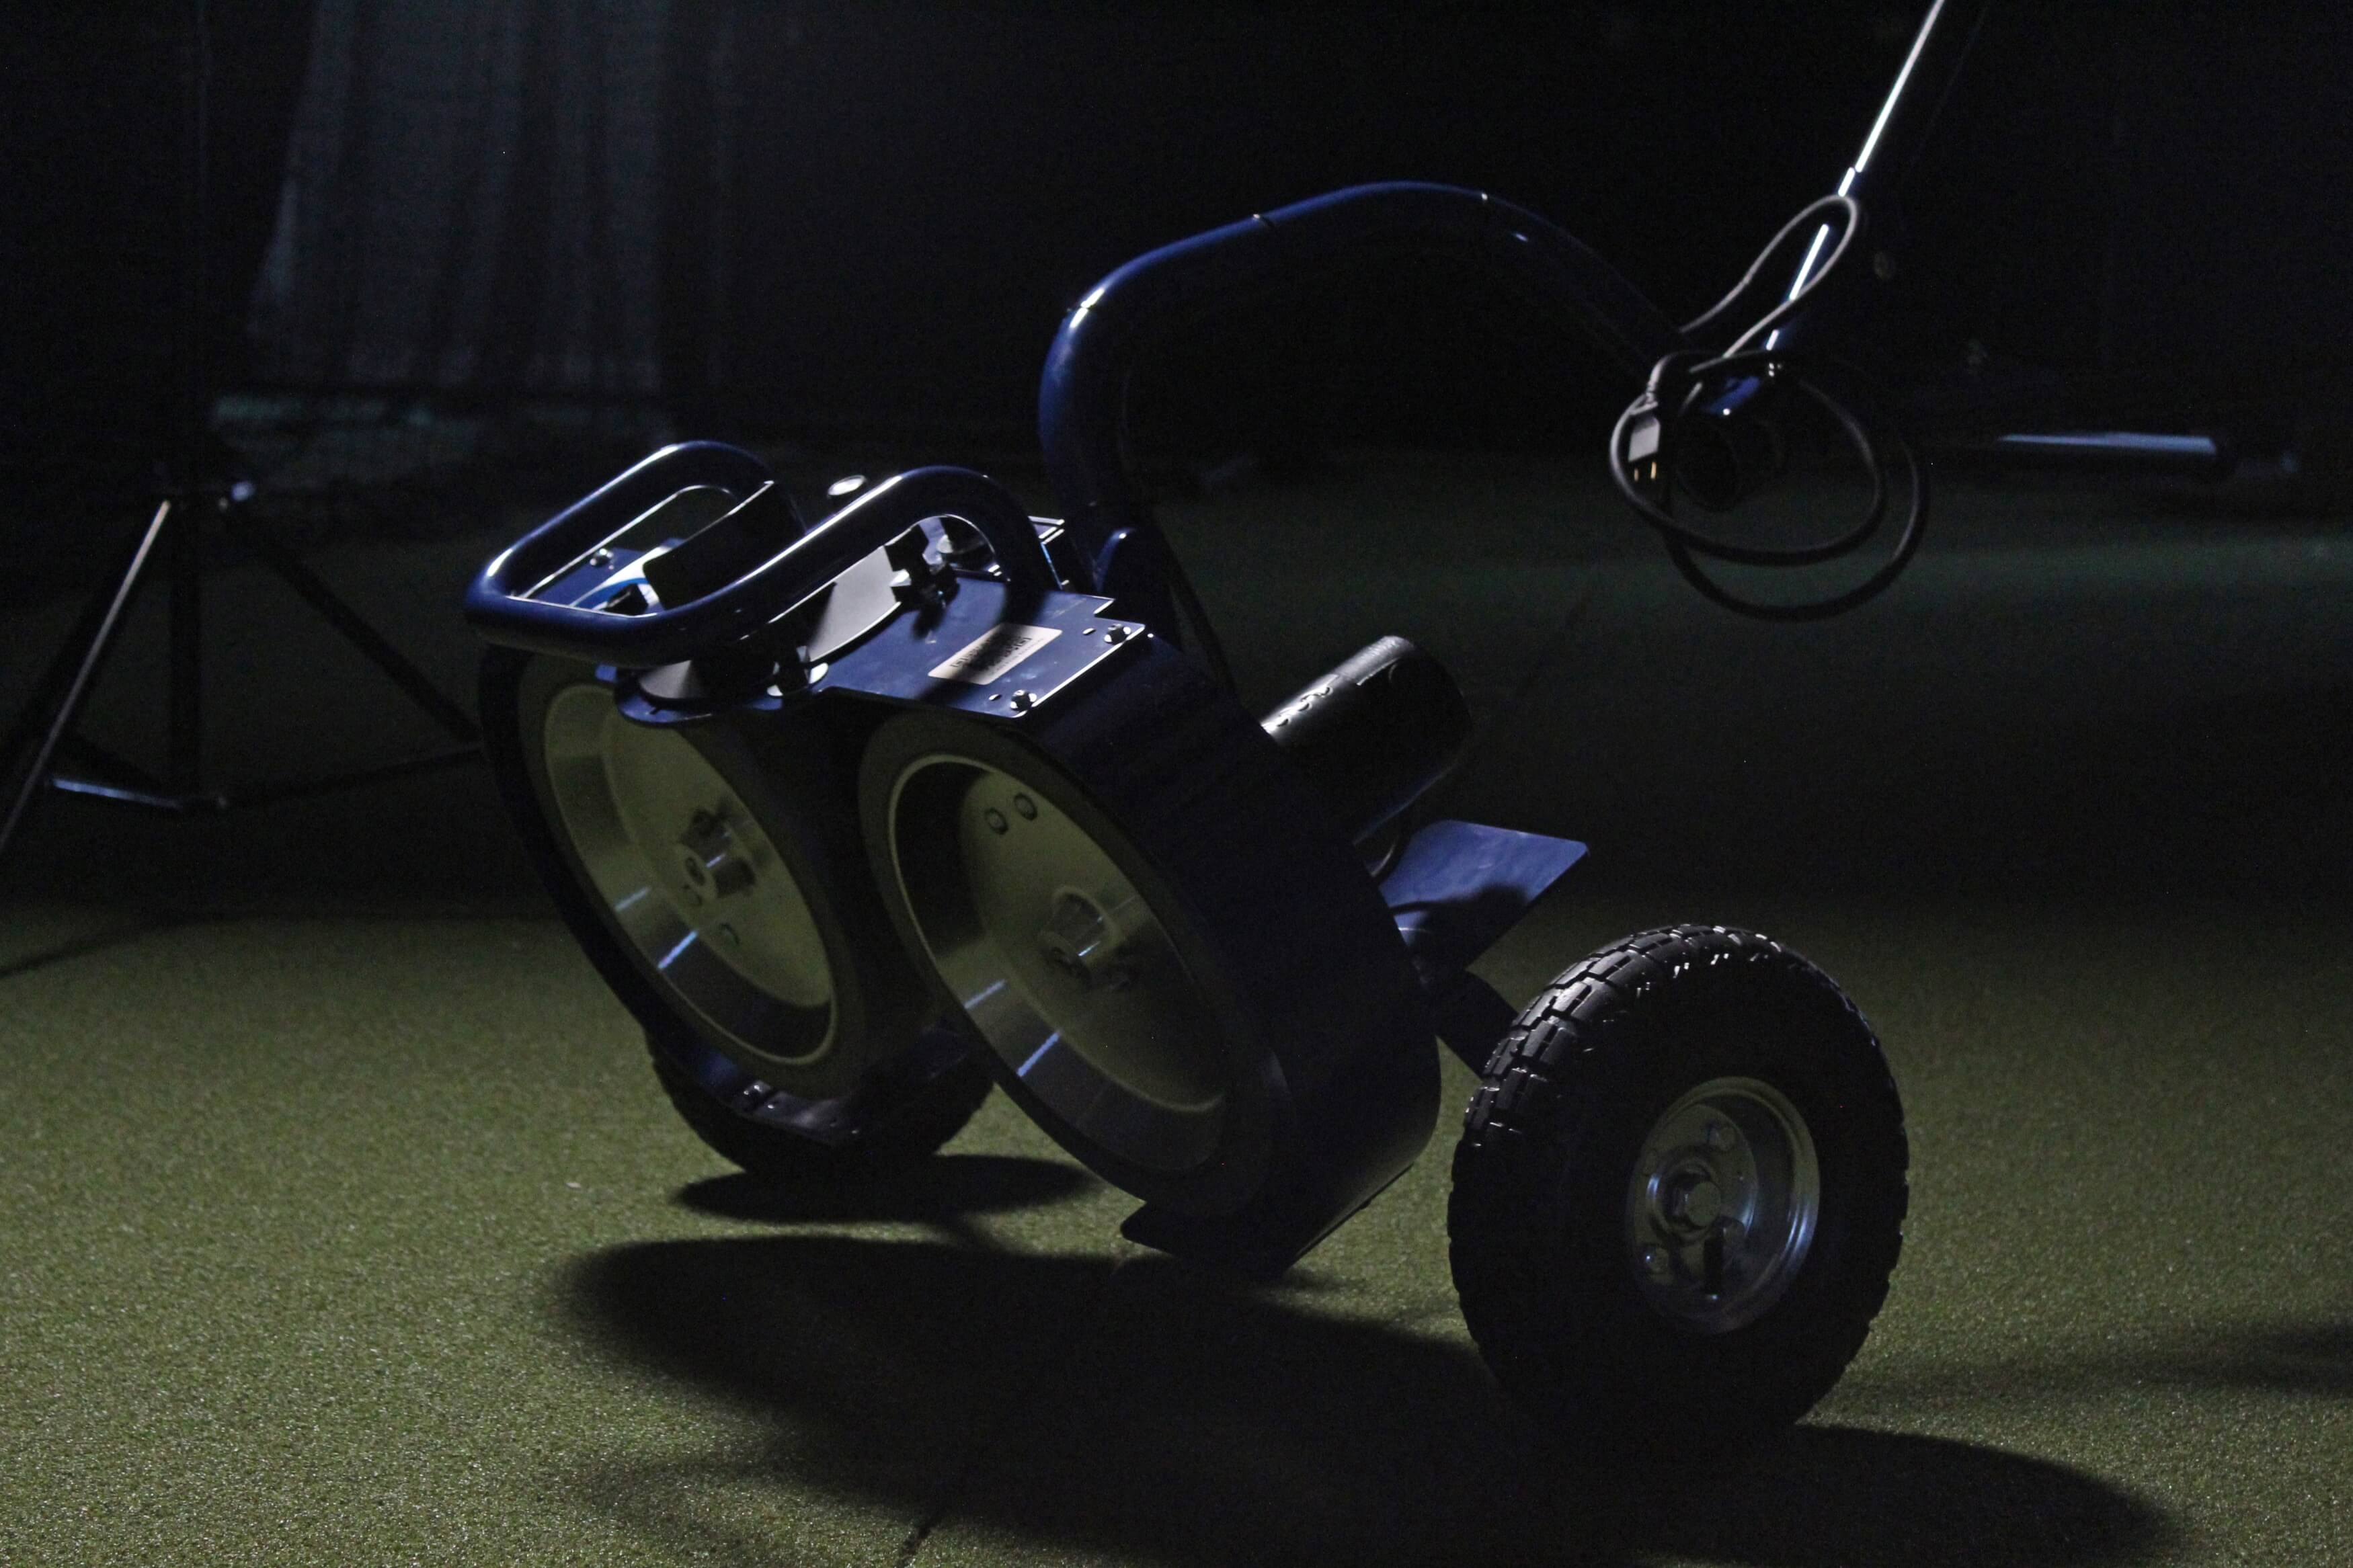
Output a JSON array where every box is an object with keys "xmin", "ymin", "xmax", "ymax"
[
  {"xmin": 482, "ymin": 649, "xmax": 989, "ymax": 1182},
  {"xmin": 1448, "ymin": 923, "xmax": 1907, "ymax": 1458}
]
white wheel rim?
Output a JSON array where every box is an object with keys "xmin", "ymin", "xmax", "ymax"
[
  {"xmin": 885, "ymin": 752, "xmax": 1229, "ymax": 1173},
  {"xmin": 542, "ymin": 684, "xmax": 837, "ymax": 1071}
]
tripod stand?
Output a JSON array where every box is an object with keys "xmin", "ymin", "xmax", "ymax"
[
  {"xmin": 0, "ymin": 480, "xmax": 481, "ymax": 865},
  {"xmin": 0, "ymin": 0, "xmax": 480, "ymax": 871}
]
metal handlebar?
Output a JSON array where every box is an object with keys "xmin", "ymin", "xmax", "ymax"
[
  {"xmin": 465, "ymin": 450, "xmax": 1058, "ymax": 667},
  {"xmin": 1037, "ymin": 181, "xmax": 1685, "ymax": 585}
]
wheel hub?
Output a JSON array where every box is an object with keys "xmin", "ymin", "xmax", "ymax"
[
  {"xmin": 540, "ymin": 684, "xmax": 836, "ymax": 1071},
  {"xmin": 1625, "ymin": 1077, "xmax": 1819, "ymax": 1333},
  {"xmin": 887, "ymin": 753, "xmax": 1230, "ymax": 1173},
  {"xmin": 676, "ymin": 807, "xmax": 759, "ymax": 902},
  {"xmin": 1663, "ymin": 1170, "xmax": 1724, "ymax": 1229}
]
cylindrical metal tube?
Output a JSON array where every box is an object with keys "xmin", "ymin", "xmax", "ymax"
[{"xmin": 1261, "ymin": 636, "xmax": 1471, "ymax": 845}]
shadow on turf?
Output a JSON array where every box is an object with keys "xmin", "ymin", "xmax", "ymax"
[
  {"xmin": 673, "ymin": 1156, "xmax": 1098, "ymax": 1227},
  {"xmin": 559, "ymin": 1235, "xmax": 2175, "ymax": 1567},
  {"xmin": 2235, "ymin": 1323, "xmax": 2353, "ymax": 1396},
  {"xmin": 1844, "ymin": 1318, "xmax": 2353, "ymax": 1407},
  {"xmin": 1470, "ymin": 673, "xmax": 2353, "ymax": 902},
  {"xmin": 0, "ymin": 911, "xmax": 187, "ymax": 982}
]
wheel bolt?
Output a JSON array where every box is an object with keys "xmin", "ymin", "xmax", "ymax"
[
  {"xmin": 1639, "ymin": 1245, "xmax": 1672, "ymax": 1280},
  {"xmin": 1704, "ymin": 1119, "xmax": 1736, "ymax": 1152},
  {"xmin": 677, "ymin": 809, "xmax": 756, "ymax": 897}
]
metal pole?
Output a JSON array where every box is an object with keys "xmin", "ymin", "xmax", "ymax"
[{"xmin": 0, "ymin": 500, "xmax": 178, "ymax": 862}]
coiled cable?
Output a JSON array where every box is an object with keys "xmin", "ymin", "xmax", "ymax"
[{"xmin": 1608, "ymin": 194, "xmax": 1929, "ymax": 621}]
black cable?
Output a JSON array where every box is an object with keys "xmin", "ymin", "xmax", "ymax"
[
  {"xmin": 1607, "ymin": 194, "xmax": 1929, "ymax": 620},
  {"xmin": 1610, "ymin": 354, "xmax": 1890, "ymax": 568},
  {"xmin": 1661, "ymin": 433, "xmax": 1927, "ymax": 623},
  {"xmin": 1680, "ymin": 194, "xmax": 1864, "ymax": 355}
]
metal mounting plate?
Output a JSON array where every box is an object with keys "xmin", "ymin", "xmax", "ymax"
[{"xmin": 814, "ymin": 577, "xmax": 1147, "ymax": 720}]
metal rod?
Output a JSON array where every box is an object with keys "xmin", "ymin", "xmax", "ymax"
[
  {"xmin": 223, "ymin": 510, "xmax": 481, "ymax": 743},
  {"xmin": 51, "ymin": 744, "xmax": 481, "ymax": 815},
  {"xmin": 1776, "ymin": 0, "xmax": 1994, "ymax": 334},
  {"xmin": 224, "ymin": 744, "xmax": 482, "ymax": 809},
  {"xmin": 49, "ymin": 776, "xmax": 227, "ymax": 814},
  {"xmin": 1927, "ymin": 430, "xmax": 2231, "ymax": 480},
  {"xmin": 0, "ymin": 499, "xmax": 178, "ymax": 863},
  {"xmin": 1840, "ymin": 0, "xmax": 1995, "ymax": 208}
]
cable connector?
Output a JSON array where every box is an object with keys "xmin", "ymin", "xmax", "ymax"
[{"xmin": 1604, "ymin": 194, "xmax": 1928, "ymax": 622}]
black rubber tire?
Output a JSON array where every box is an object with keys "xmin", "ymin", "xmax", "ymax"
[
  {"xmin": 480, "ymin": 647, "xmax": 988, "ymax": 1182},
  {"xmin": 647, "ymin": 1033, "xmax": 994, "ymax": 1180},
  {"xmin": 1448, "ymin": 924, "xmax": 1907, "ymax": 1460}
]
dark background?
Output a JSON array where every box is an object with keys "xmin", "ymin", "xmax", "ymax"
[
  {"xmin": 5, "ymin": 0, "xmax": 2352, "ymax": 904},
  {"xmin": 5, "ymin": 3, "xmax": 1927, "ymax": 487},
  {"xmin": 14, "ymin": 1, "xmax": 2349, "ymax": 468}
]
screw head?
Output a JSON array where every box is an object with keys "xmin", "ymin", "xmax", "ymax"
[
  {"xmin": 1639, "ymin": 1245, "xmax": 1673, "ymax": 1280},
  {"xmin": 984, "ymin": 808, "xmax": 1009, "ymax": 835},
  {"xmin": 1008, "ymin": 690, "xmax": 1037, "ymax": 712},
  {"xmin": 1012, "ymin": 794, "xmax": 1037, "ymax": 820},
  {"xmin": 1704, "ymin": 1119, "xmax": 1737, "ymax": 1152}
]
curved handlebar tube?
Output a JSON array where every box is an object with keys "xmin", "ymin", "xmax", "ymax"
[
  {"xmin": 1037, "ymin": 181, "xmax": 1685, "ymax": 595},
  {"xmin": 466, "ymin": 450, "xmax": 1059, "ymax": 668}
]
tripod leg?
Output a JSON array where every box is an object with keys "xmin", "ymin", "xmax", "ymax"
[
  {"xmin": 0, "ymin": 499, "xmax": 177, "ymax": 864},
  {"xmin": 221, "ymin": 509, "xmax": 481, "ymax": 745}
]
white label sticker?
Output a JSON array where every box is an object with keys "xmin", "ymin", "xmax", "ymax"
[{"xmin": 928, "ymin": 623, "xmax": 1062, "ymax": 684}]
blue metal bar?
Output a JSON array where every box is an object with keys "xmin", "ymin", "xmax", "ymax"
[
  {"xmin": 465, "ymin": 450, "xmax": 1060, "ymax": 668},
  {"xmin": 1037, "ymin": 181, "xmax": 1683, "ymax": 604},
  {"xmin": 1932, "ymin": 430, "xmax": 2231, "ymax": 479}
]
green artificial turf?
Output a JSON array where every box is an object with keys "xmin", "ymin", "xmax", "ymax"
[
  {"xmin": 5, "ymin": 449, "xmax": 2350, "ymax": 1563},
  {"xmin": 5, "ymin": 891, "xmax": 2348, "ymax": 1566}
]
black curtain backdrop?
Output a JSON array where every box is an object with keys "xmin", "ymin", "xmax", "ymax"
[
  {"xmin": 249, "ymin": 0, "xmax": 670, "ymax": 397},
  {"xmin": 15, "ymin": 2, "xmax": 2342, "ymax": 481},
  {"xmin": 241, "ymin": 2, "xmax": 1925, "ymax": 442},
  {"xmin": 3, "ymin": 1, "xmax": 315, "ymax": 499}
]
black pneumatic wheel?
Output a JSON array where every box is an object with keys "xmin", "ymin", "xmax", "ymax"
[
  {"xmin": 1449, "ymin": 924, "xmax": 1907, "ymax": 1458},
  {"xmin": 481, "ymin": 648, "xmax": 989, "ymax": 1182}
]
